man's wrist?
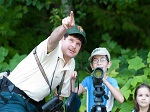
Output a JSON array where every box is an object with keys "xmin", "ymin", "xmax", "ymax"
[{"xmin": 62, "ymin": 24, "xmax": 68, "ymax": 30}]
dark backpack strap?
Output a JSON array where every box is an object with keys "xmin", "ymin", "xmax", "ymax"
[
  {"xmin": 6, "ymin": 70, "xmax": 10, "ymax": 76},
  {"xmin": 0, "ymin": 77, "xmax": 9, "ymax": 103},
  {"xmin": 57, "ymin": 71, "xmax": 66, "ymax": 96},
  {"xmin": 70, "ymin": 76, "xmax": 79, "ymax": 94}
]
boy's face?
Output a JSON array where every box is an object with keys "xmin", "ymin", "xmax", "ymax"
[{"xmin": 90, "ymin": 55, "xmax": 111, "ymax": 74}]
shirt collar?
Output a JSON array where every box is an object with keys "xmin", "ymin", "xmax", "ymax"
[{"xmin": 58, "ymin": 41, "xmax": 73, "ymax": 70}]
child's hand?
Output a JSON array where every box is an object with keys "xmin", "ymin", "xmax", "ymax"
[
  {"xmin": 102, "ymin": 75, "xmax": 107, "ymax": 84},
  {"xmin": 71, "ymin": 71, "xmax": 77, "ymax": 92},
  {"xmin": 71, "ymin": 71, "xmax": 77, "ymax": 80}
]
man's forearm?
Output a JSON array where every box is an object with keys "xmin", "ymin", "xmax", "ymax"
[{"xmin": 47, "ymin": 25, "xmax": 67, "ymax": 53}]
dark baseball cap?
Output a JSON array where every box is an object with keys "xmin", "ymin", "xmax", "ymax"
[{"xmin": 66, "ymin": 25, "xmax": 87, "ymax": 45}]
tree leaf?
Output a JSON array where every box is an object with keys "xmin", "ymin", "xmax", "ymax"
[
  {"xmin": 0, "ymin": 47, "xmax": 8, "ymax": 63},
  {"xmin": 120, "ymin": 101, "xmax": 133, "ymax": 112},
  {"xmin": 128, "ymin": 56, "xmax": 145, "ymax": 70},
  {"xmin": 131, "ymin": 76, "xmax": 143, "ymax": 87}
]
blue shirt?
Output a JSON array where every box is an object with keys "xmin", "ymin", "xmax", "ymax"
[{"xmin": 81, "ymin": 76, "xmax": 119, "ymax": 112}]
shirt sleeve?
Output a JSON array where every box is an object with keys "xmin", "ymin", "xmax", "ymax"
[
  {"xmin": 81, "ymin": 76, "xmax": 92, "ymax": 89},
  {"xmin": 107, "ymin": 77, "xmax": 119, "ymax": 89}
]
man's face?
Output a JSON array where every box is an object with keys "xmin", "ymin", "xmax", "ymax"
[{"xmin": 61, "ymin": 35, "xmax": 82, "ymax": 61}]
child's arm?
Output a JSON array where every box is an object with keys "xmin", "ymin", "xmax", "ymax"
[
  {"xmin": 71, "ymin": 71, "xmax": 86, "ymax": 95},
  {"xmin": 103, "ymin": 77, "xmax": 124, "ymax": 103},
  {"xmin": 77, "ymin": 84, "xmax": 86, "ymax": 95}
]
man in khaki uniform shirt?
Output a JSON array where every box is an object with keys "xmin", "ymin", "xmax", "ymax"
[{"xmin": 0, "ymin": 11, "xmax": 87, "ymax": 112}]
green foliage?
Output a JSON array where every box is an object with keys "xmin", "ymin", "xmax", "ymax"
[
  {"xmin": 110, "ymin": 49, "xmax": 150, "ymax": 112},
  {"xmin": 79, "ymin": 93, "xmax": 87, "ymax": 112},
  {"xmin": 0, "ymin": 47, "xmax": 26, "ymax": 72},
  {"xmin": 7, "ymin": 53, "xmax": 27, "ymax": 71},
  {"xmin": 0, "ymin": 47, "xmax": 8, "ymax": 63},
  {"xmin": 128, "ymin": 56, "xmax": 145, "ymax": 70},
  {"xmin": 26, "ymin": 0, "xmax": 60, "ymax": 10},
  {"xmin": 147, "ymin": 52, "xmax": 150, "ymax": 64},
  {"xmin": 49, "ymin": 8, "xmax": 66, "ymax": 29}
]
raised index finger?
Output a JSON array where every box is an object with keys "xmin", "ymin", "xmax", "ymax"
[{"xmin": 70, "ymin": 11, "xmax": 74, "ymax": 24}]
